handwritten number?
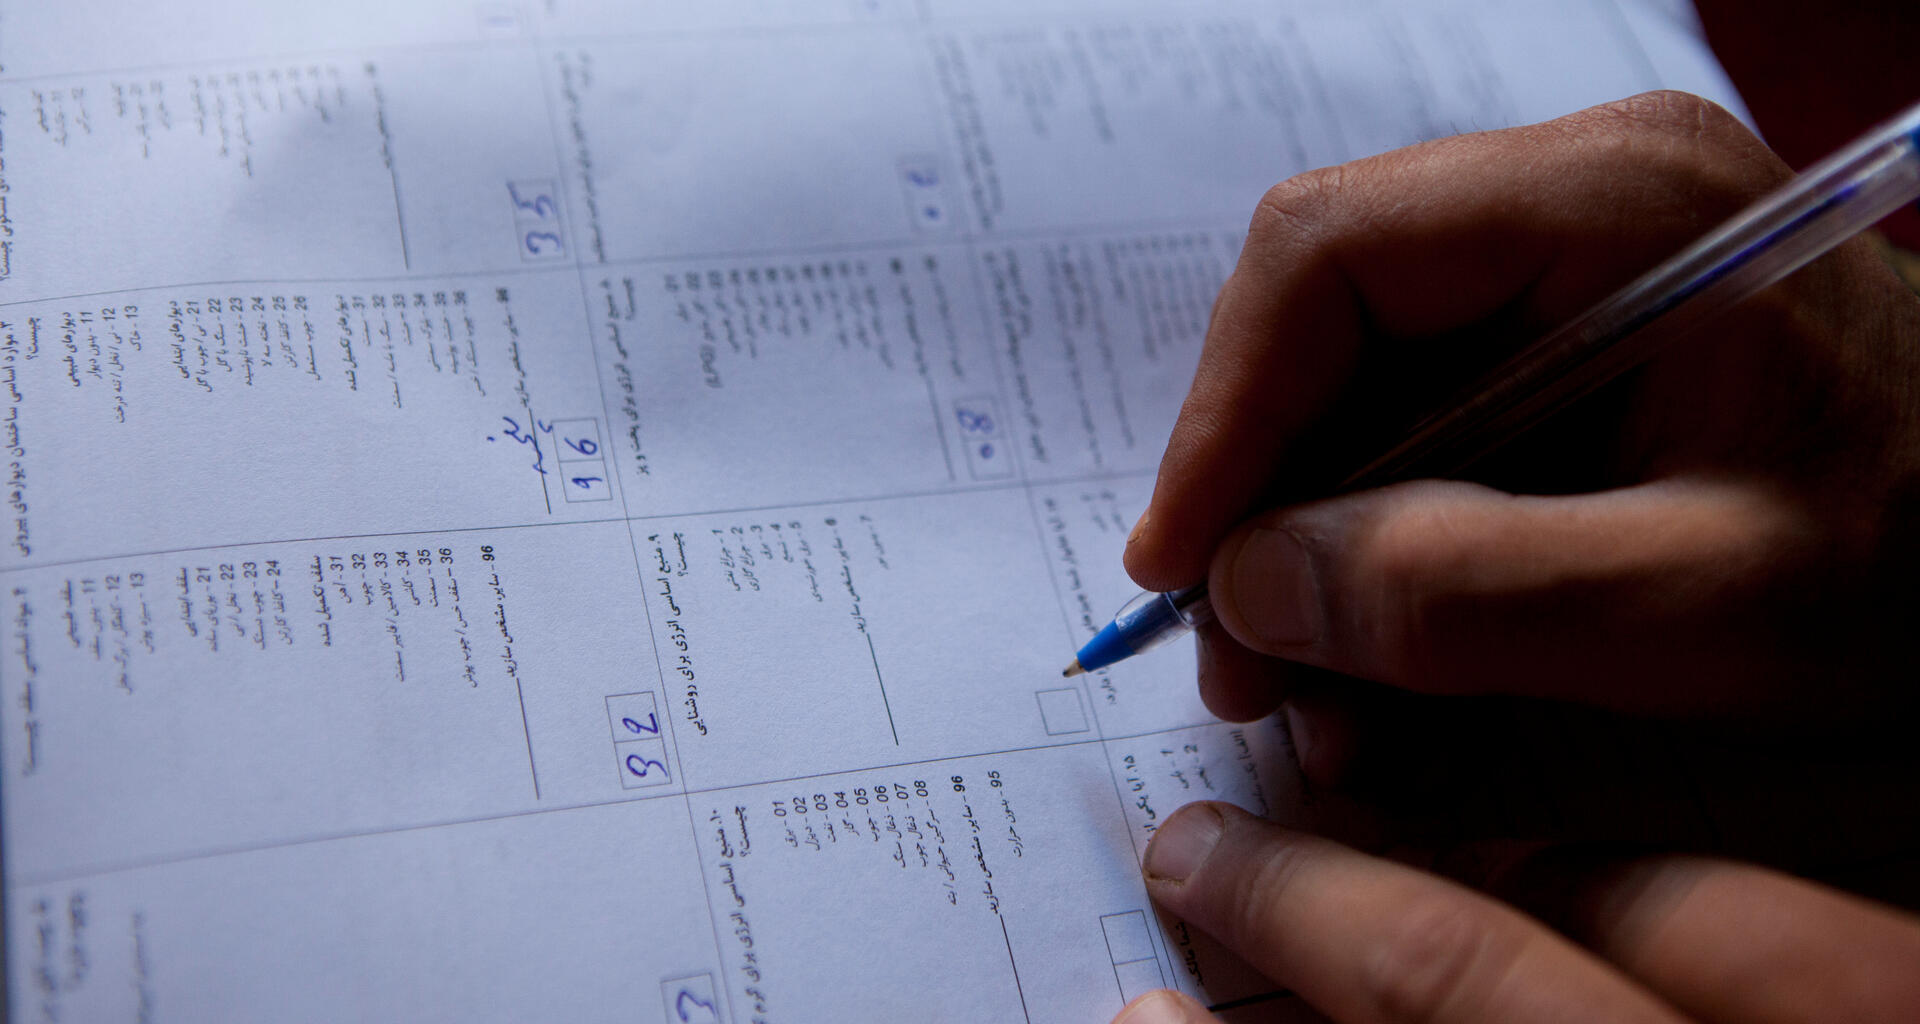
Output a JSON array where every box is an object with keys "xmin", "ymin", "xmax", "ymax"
[
  {"xmin": 571, "ymin": 475, "xmax": 602, "ymax": 490},
  {"xmin": 626, "ymin": 753, "xmax": 667, "ymax": 779},
  {"xmin": 621, "ymin": 714, "xmax": 660, "ymax": 736},
  {"xmin": 956, "ymin": 408, "xmax": 994, "ymax": 434},
  {"xmin": 506, "ymin": 182, "xmax": 557, "ymax": 219},
  {"xmin": 524, "ymin": 231, "xmax": 562, "ymax": 254},
  {"xmin": 493, "ymin": 414, "xmax": 548, "ymax": 475},
  {"xmin": 564, "ymin": 436, "xmax": 599, "ymax": 456},
  {"xmin": 675, "ymin": 990, "xmax": 719, "ymax": 1023}
]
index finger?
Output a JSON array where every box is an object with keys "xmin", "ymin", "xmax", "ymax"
[{"xmin": 1124, "ymin": 91, "xmax": 1789, "ymax": 591}]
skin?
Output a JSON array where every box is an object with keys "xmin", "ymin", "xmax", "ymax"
[{"xmin": 1110, "ymin": 92, "xmax": 1920, "ymax": 1022}]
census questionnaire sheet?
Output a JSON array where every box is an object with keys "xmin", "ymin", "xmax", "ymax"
[{"xmin": 0, "ymin": 1, "xmax": 1741, "ymax": 1020}]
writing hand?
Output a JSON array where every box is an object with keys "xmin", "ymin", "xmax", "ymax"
[
  {"xmin": 1124, "ymin": 91, "xmax": 1920, "ymax": 731},
  {"xmin": 1118, "ymin": 92, "xmax": 1920, "ymax": 1021}
]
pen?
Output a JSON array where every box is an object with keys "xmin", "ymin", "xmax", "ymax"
[{"xmin": 1064, "ymin": 96, "xmax": 1920, "ymax": 679}]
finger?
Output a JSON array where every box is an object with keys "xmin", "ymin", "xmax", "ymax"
[
  {"xmin": 1487, "ymin": 848, "xmax": 1920, "ymax": 1024},
  {"xmin": 1111, "ymin": 989, "xmax": 1224, "ymax": 1024},
  {"xmin": 1200, "ymin": 641, "xmax": 1540, "ymax": 802},
  {"xmin": 1124, "ymin": 91, "xmax": 1789, "ymax": 592},
  {"xmin": 1281, "ymin": 681, "xmax": 1483, "ymax": 797},
  {"xmin": 1196, "ymin": 637, "xmax": 1495, "ymax": 795},
  {"xmin": 1194, "ymin": 620, "xmax": 1292, "ymax": 723},
  {"xmin": 1206, "ymin": 474, "xmax": 1819, "ymax": 713},
  {"xmin": 1194, "ymin": 619, "xmax": 1462, "ymax": 788},
  {"xmin": 1281, "ymin": 696, "xmax": 1350, "ymax": 787},
  {"xmin": 1142, "ymin": 803, "xmax": 1688, "ymax": 1024},
  {"xmin": 1285, "ymin": 694, "xmax": 1718, "ymax": 844}
]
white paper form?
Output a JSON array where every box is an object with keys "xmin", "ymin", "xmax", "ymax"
[{"xmin": 0, "ymin": 2, "xmax": 1743, "ymax": 1020}]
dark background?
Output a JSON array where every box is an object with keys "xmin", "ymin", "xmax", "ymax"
[{"xmin": 1694, "ymin": 0, "xmax": 1920, "ymax": 258}]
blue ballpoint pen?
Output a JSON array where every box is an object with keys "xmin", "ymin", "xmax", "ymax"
[{"xmin": 1064, "ymin": 96, "xmax": 1920, "ymax": 679}]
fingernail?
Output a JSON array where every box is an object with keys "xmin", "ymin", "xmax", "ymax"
[
  {"xmin": 1144, "ymin": 804, "xmax": 1223, "ymax": 883},
  {"xmin": 1283, "ymin": 703, "xmax": 1313, "ymax": 771},
  {"xmin": 1126, "ymin": 510, "xmax": 1151, "ymax": 547},
  {"xmin": 1227, "ymin": 527, "xmax": 1321, "ymax": 648},
  {"xmin": 1113, "ymin": 989, "xmax": 1200, "ymax": 1024}
]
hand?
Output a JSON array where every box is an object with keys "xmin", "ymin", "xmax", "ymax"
[
  {"xmin": 1116, "ymin": 91, "xmax": 1920, "ymax": 1021},
  {"xmin": 1122, "ymin": 91, "xmax": 1920, "ymax": 736},
  {"xmin": 1114, "ymin": 802, "xmax": 1920, "ymax": 1024}
]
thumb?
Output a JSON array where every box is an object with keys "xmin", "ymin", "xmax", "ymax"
[{"xmin": 1207, "ymin": 477, "xmax": 1816, "ymax": 713}]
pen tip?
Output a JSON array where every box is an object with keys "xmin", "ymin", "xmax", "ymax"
[{"xmin": 1062, "ymin": 660, "xmax": 1084, "ymax": 678}]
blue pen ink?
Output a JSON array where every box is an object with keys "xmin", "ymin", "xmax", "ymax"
[{"xmin": 486, "ymin": 414, "xmax": 555, "ymax": 476}]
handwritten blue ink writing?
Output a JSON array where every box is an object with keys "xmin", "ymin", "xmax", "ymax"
[
  {"xmin": 626, "ymin": 753, "xmax": 667, "ymax": 779},
  {"xmin": 675, "ymin": 989, "xmax": 719, "ymax": 1022},
  {"xmin": 485, "ymin": 414, "xmax": 554, "ymax": 476}
]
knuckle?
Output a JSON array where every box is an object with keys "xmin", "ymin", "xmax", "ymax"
[
  {"xmin": 1363, "ymin": 896, "xmax": 1515, "ymax": 1024},
  {"xmin": 1593, "ymin": 89, "xmax": 1736, "ymax": 141},
  {"xmin": 1567, "ymin": 91, "xmax": 1786, "ymax": 206},
  {"xmin": 1249, "ymin": 165, "xmax": 1349, "ymax": 249}
]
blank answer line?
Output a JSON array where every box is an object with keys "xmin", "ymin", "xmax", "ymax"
[
  {"xmin": 387, "ymin": 163, "xmax": 413, "ymax": 270},
  {"xmin": 512, "ymin": 672, "xmax": 542, "ymax": 800},
  {"xmin": 1001, "ymin": 915, "xmax": 1033, "ymax": 1024},
  {"xmin": 867, "ymin": 631, "xmax": 900, "ymax": 746},
  {"xmin": 925, "ymin": 374, "xmax": 957, "ymax": 483}
]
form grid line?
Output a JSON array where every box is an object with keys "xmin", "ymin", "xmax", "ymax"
[
  {"xmin": 0, "ymin": 467, "xmax": 1157, "ymax": 576},
  {"xmin": 10, "ymin": 717, "xmax": 1229, "ymax": 889},
  {"xmin": 527, "ymin": 27, "xmax": 736, "ymax": 1023}
]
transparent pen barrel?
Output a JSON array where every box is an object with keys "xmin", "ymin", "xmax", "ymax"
[
  {"xmin": 1113, "ymin": 585, "xmax": 1214, "ymax": 655},
  {"xmin": 1345, "ymin": 110, "xmax": 1920, "ymax": 490}
]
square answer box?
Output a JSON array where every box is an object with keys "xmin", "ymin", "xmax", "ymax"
[
  {"xmin": 661, "ymin": 972, "xmax": 721, "ymax": 1023},
  {"xmin": 1100, "ymin": 910, "xmax": 1156, "ymax": 964},
  {"xmin": 1113, "ymin": 957, "xmax": 1165, "ymax": 1003},
  {"xmin": 1035, "ymin": 687, "xmax": 1089, "ymax": 735}
]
